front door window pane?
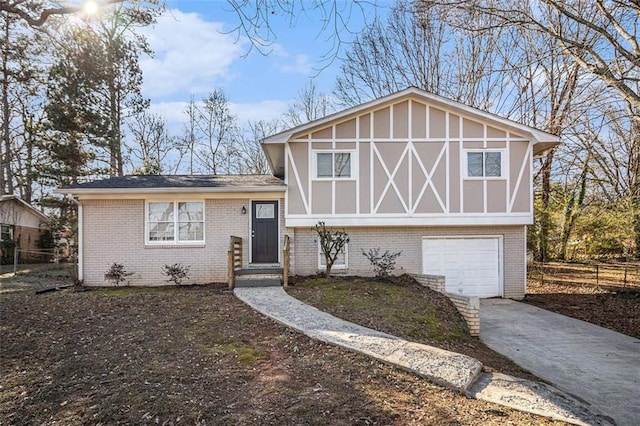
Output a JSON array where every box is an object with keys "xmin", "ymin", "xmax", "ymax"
[{"xmin": 256, "ymin": 203, "xmax": 275, "ymax": 219}]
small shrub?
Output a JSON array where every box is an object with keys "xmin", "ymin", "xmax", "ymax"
[
  {"xmin": 362, "ymin": 247, "xmax": 402, "ymax": 279},
  {"xmin": 163, "ymin": 263, "xmax": 190, "ymax": 285},
  {"xmin": 314, "ymin": 221, "xmax": 349, "ymax": 278},
  {"xmin": 104, "ymin": 262, "xmax": 132, "ymax": 286}
]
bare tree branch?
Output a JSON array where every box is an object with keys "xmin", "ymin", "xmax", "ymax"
[{"xmin": 0, "ymin": 0, "xmax": 125, "ymax": 27}]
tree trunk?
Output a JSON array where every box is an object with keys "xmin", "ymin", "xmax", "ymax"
[
  {"xmin": 538, "ymin": 149, "xmax": 555, "ymax": 262},
  {"xmin": 324, "ymin": 264, "xmax": 332, "ymax": 278},
  {"xmin": 559, "ymin": 154, "xmax": 589, "ymax": 260},
  {"xmin": 631, "ymin": 115, "xmax": 640, "ymax": 259},
  {"xmin": 1, "ymin": 20, "xmax": 14, "ymax": 196}
]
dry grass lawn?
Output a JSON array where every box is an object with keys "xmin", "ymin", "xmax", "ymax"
[{"xmin": 0, "ymin": 270, "xmax": 561, "ymax": 425}]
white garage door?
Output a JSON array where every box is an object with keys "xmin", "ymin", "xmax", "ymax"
[{"xmin": 422, "ymin": 237, "xmax": 502, "ymax": 298}]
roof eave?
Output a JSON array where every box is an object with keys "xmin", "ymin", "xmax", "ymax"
[
  {"xmin": 261, "ymin": 87, "xmax": 560, "ymax": 145},
  {"xmin": 55, "ymin": 185, "xmax": 287, "ymax": 195},
  {"xmin": 1, "ymin": 195, "xmax": 50, "ymax": 223},
  {"xmin": 532, "ymin": 140, "xmax": 561, "ymax": 157}
]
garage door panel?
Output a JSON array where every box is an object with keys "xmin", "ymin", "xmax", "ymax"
[{"xmin": 422, "ymin": 237, "xmax": 501, "ymax": 298}]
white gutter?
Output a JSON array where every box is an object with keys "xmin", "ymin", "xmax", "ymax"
[{"xmin": 66, "ymin": 195, "xmax": 83, "ymax": 283}]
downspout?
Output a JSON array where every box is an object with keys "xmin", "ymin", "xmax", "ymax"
[{"xmin": 66, "ymin": 195, "xmax": 83, "ymax": 283}]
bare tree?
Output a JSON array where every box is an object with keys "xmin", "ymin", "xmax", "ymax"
[
  {"xmin": 285, "ymin": 81, "xmax": 334, "ymax": 126},
  {"xmin": 334, "ymin": 0, "xmax": 513, "ymax": 111},
  {"xmin": 0, "ymin": 0, "xmax": 114, "ymax": 27},
  {"xmin": 127, "ymin": 111, "xmax": 177, "ymax": 174},
  {"xmin": 3, "ymin": 1, "xmax": 375, "ymax": 68},
  {"xmin": 427, "ymin": 0, "xmax": 640, "ymax": 256},
  {"xmin": 0, "ymin": 11, "xmax": 47, "ymax": 201},
  {"xmin": 233, "ymin": 119, "xmax": 281, "ymax": 175},
  {"xmin": 176, "ymin": 96, "xmax": 198, "ymax": 175},
  {"xmin": 194, "ymin": 89, "xmax": 237, "ymax": 175}
]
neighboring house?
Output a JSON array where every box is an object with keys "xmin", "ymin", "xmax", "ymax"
[
  {"xmin": 0, "ymin": 195, "xmax": 51, "ymax": 263},
  {"xmin": 58, "ymin": 88, "xmax": 559, "ymax": 298}
]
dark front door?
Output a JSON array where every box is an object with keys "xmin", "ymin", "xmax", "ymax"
[{"xmin": 251, "ymin": 201, "xmax": 278, "ymax": 263}]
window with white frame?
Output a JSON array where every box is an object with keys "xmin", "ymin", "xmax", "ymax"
[
  {"xmin": 146, "ymin": 201, "xmax": 204, "ymax": 244},
  {"xmin": 0, "ymin": 224, "xmax": 13, "ymax": 242},
  {"xmin": 318, "ymin": 240, "xmax": 348, "ymax": 270},
  {"xmin": 316, "ymin": 152, "xmax": 352, "ymax": 178},
  {"xmin": 466, "ymin": 151, "xmax": 503, "ymax": 178}
]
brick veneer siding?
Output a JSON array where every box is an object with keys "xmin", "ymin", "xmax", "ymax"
[
  {"xmin": 82, "ymin": 198, "xmax": 286, "ymax": 286},
  {"xmin": 413, "ymin": 274, "xmax": 480, "ymax": 336},
  {"xmin": 292, "ymin": 225, "xmax": 526, "ymax": 300},
  {"xmin": 446, "ymin": 293, "xmax": 480, "ymax": 336},
  {"xmin": 14, "ymin": 225, "xmax": 46, "ymax": 261},
  {"xmin": 411, "ymin": 274, "xmax": 446, "ymax": 293}
]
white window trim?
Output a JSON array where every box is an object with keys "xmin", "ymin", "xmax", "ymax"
[
  {"xmin": 463, "ymin": 149, "xmax": 506, "ymax": 180},
  {"xmin": 0, "ymin": 224, "xmax": 14, "ymax": 242},
  {"xmin": 318, "ymin": 239, "xmax": 348, "ymax": 270},
  {"xmin": 312, "ymin": 149, "xmax": 357, "ymax": 180},
  {"xmin": 145, "ymin": 200, "xmax": 205, "ymax": 246}
]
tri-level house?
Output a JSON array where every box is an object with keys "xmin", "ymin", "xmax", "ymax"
[{"xmin": 58, "ymin": 88, "xmax": 558, "ymax": 299}]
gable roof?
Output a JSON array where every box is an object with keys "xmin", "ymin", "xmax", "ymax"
[
  {"xmin": 0, "ymin": 195, "xmax": 50, "ymax": 224},
  {"xmin": 261, "ymin": 87, "xmax": 561, "ymax": 177},
  {"xmin": 57, "ymin": 175, "xmax": 286, "ymax": 195}
]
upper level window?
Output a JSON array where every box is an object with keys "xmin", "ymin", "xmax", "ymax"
[
  {"xmin": 316, "ymin": 152, "xmax": 351, "ymax": 178},
  {"xmin": 467, "ymin": 151, "xmax": 502, "ymax": 178},
  {"xmin": 146, "ymin": 201, "xmax": 204, "ymax": 244}
]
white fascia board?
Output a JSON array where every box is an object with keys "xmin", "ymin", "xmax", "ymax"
[
  {"xmin": 285, "ymin": 213, "xmax": 533, "ymax": 227},
  {"xmin": 55, "ymin": 186, "xmax": 287, "ymax": 195}
]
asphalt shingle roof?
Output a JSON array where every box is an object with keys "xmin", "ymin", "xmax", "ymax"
[{"xmin": 64, "ymin": 174, "xmax": 285, "ymax": 190}]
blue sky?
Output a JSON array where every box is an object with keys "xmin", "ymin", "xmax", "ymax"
[{"xmin": 139, "ymin": 1, "xmax": 388, "ymax": 130}]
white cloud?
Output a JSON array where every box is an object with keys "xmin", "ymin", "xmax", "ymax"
[
  {"xmin": 139, "ymin": 9, "xmax": 244, "ymax": 99},
  {"xmin": 279, "ymin": 53, "xmax": 312, "ymax": 74},
  {"xmin": 229, "ymin": 100, "xmax": 289, "ymax": 123}
]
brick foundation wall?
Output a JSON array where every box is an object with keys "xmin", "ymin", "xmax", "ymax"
[
  {"xmin": 291, "ymin": 225, "xmax": 526, "ymax": 299},
  {"xmin": 413, "ymin": 273, "xmax": 480, "ymax": 336},
  {"xmin": 411, "ymin": 274, "xmax": 445, "ymax": 292},
  {"xmin": 445, "ymin": 293, "xmax": 480, "ymax": 336}
]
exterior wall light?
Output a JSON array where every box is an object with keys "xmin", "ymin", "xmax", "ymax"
[{"xmin": 241, "ymin": 206, "xmax": 247, "ymax": 215}]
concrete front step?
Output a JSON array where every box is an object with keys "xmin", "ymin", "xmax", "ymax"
[
  {"xmin": 235, "ymin": 268, "xmax": 283, "ymax": 276},
  {"xmin": 235, "ymin": 277, "xmax": 282, "ymax": 288}
]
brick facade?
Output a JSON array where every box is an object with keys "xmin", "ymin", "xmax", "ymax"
[
  {"xmin": 291, "ymin": 225, "xmax": 526, "ymax": 299},
  {"xmin": 82, "ymin": 198, "xmax": 285, "ymax": 286},
  {"xmin": 82, "ymin": 198, "xmax": 526, "ymax": 299}
]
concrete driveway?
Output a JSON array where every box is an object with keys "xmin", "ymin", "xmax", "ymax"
[{"xmin": 480, "ymin": 299, "xmax": 640, "ymax": 426}]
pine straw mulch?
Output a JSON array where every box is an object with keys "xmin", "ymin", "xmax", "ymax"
[{"xmin": 0, "ymin": 275, "xmax": 562, "ymax": 426}]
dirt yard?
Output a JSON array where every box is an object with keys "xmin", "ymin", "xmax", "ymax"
[
  {"xmin": 0, "ymin": 272, "xmax": 561, "ymax": 425},
  {"xmin": 526, "ymin": 262, "xmax": 640, "ymax": 339}
]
